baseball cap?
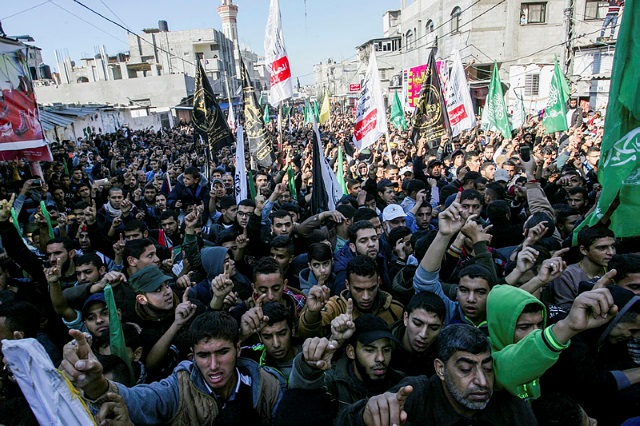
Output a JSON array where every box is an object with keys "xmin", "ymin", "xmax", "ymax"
[
  {"xmin": 82, "ymin": 293, "xmax": 106, "ymax": 319},
  {"xmin": 399, "ymin": 166, "xmax": 413, "ymax": 176},
  {"xmin": 382, "ymin": 204, "xmax": 407, "ymax": 222},
  {"xmin": 377, "ymin": 179, "xmax": 398, "ymax": 191},
  {"xmin": 428, "ymin": 159, "xmax": 443, "ymax": 169},
  {"xmin": 494, "ymin": 168, "xmax": 509, "ymax": 183},
  {"xmin": 212, "ymin": 179, "xmax": 224, "ymax": 186},
  {"xmin": 352, "ymin": 315, "xmax": 400, "ymax": 346},
  {"xmin": 129, "ymin": 265, "xmax": 172, "ymax": 294}
]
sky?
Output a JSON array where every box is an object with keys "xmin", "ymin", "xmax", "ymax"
[{"xmin": 2, "ymin": 0, "xmax": 398, "ymax": 84}]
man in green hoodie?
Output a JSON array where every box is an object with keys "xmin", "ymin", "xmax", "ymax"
[{"xmin": 487, "ymin": 269, "xmax": 619, "ymax": 401}]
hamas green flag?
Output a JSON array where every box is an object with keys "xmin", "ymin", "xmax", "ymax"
[
  {"xmin": 287, "ymin": 166, "xmax": 297, "ymax": 201},
  {"xmin": 336, "ymin": 146, "xmax": 348, "ymax": 194},
  {"xmin": 304, "ymin": 101, "xmax": 313, "ymax": 124},
  {"xmin": 390, "ymin": 91, "xmax": 407, "ymax": 131},
  {"xmin": 543, "ymin": 58, "xmax": 571, "ymax": 133},
  {"xmin": 485, "ymin": 62, "xmax": 511, "ymax": 139},
  {"xmin": 313, "ymin": 100, "xmax": 320, "ymax": 121},
  {"xmin": 248, "ymin": 170, "xmax": 258, "ymax": 200},
  {"xmin": 263, "ymin": 103, "xmax": 270, "ymax": 124},
  {"xmin": 105, "ymin": 284, "xmax": 134, "ymax": 384},
  {"xmin": 573, "ymin": 0, "xmax": 640, "ymax": 241}
]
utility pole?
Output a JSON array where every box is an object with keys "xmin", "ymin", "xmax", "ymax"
[{"xmin": 563, "ymin": 0, "xmax": 575, "ymax": 76}]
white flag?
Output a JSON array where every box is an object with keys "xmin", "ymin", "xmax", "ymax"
[
  {"xmin": 227, "ymin": 104, "xmax": 236, "ymax": 132},
  {"xmin": 234, "ymin": 126, "xmax": 248, "ymax": 203},
  {"xmin": 264, "ymin": 0, "xmax": 294, "ymax": 107},
  {"xmin": 445, "ymin": 50, "xmax": 477, "ymax": 137},
  {"xmin": 313, "ymin": 119, "xmax": 344, "ymax": 210},
  {"xmin": 353, "ymin": 48, "xmax": 387, "ymax": 150},
  {"xmin": 3, "ymin": 339, "xmax": 96, "ymax": 425}
]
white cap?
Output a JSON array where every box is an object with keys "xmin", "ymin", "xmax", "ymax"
[
  {"xmin": 382, "ymin": 204, "xmax": 407, "ymax": 222},
  {"xmin": 494, "ymin": 168, "xmax": 509, "ymax": 182},
  {"xmin": 399, "ymin": 166, "xmax": 413, "ymax": 175}
]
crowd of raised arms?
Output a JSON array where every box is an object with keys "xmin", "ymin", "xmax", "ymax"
[{"xmin": 0, "ymin": 102, "xmax": 638, "ymax": 426}]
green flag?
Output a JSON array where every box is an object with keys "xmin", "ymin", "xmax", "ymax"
[
  {"xmin": 336, "ymin": 146, "xmax": 348, "ymax": 194},
  {"xmin": 10, "ymin": 208, "xmax": 21, "ymax": 237},
  {"xmin": 263, "ymin": 103, "xmax": 270, "ymax": 124},
  {"xmin": 287, "ymin": 166, "xmax": 297, "ymax": 201},
  {"xmin": 543, "ymin": 58, "xmax": 570, "ymax": 133},
  {"xmin": 573, "ymin": 1, "xmax": 640, "ymax": 242},
  {"xmin": 313, "ymin": 100, "xmax": 320, "ymax": 121},
  {"xmin": 304, "ymin": 101, "xmax": 313, "ymax": 124},
  {"xmin": 248, "ymin": 170, "xmax": 257, "ymax": 200},
  {"xmin": 39, "ymin": 201, "xmax": 55, "ymax": 239},
  {"xmin": 390, "ymin": 91, "xmax": 407, "ymax": 131},
  {"xmin": 105, "ymin": 284, "xmax": 135, "ymax": 384},
  {"xmin": 485, "ymin": 62, "xmax": 511, "ymax": 139}
]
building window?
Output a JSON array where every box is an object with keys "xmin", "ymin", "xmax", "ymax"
[
  {"xmin": 451, "ymin": 7, "xmax": 462, "ymax": 33},
  {"xmin": 426, "ymin": 19, "xmax": 434, "ymax": 33},
  {"xmin": 520, "ymin": 3, "xmax": 547, "ymax": 24},
  {"xmin": 524, "ymin": 73, "xmax": 540, "ymax": 96},
  {"xmin": 406, "ymin": 30, "xmax": 415, "ymax": 50},
  {"xmin": 584, "ymin": 0, "xmax": 609, "ymax": 19}
]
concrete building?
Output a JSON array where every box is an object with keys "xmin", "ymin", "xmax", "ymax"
[{"xmin": 315, "ymin": 0, "xmax": 618, "ymax": 115}]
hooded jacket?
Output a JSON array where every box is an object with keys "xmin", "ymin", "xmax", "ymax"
[
  {"xmin": 298, "ymin": 268, "xmax": 336, "ymax": 297},
  {"xmin": 187, "ymin": 246, "xmax": 253, "ymax": 305},
  {"xmin": 488, "ymin": 285, "xmax": 569, "ymax": 400}
]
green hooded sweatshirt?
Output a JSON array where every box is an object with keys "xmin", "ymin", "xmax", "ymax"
[{"xmin": 487, "ymin": 285, "xmax": 569, "ymax": 400}]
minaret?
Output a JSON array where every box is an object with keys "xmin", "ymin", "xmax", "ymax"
[{"xmin": 217, "ymin": 0, "xmax": 241, "ymax": 79}]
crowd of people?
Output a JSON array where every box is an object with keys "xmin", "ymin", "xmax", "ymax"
[{"xmin": 0, "ymin": 100, "xmax": 638, "ymax": 426}]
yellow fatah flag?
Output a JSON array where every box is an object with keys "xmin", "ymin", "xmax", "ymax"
[{"xmin": 319, "ymin": 93, "xmax": 331, "ymax": 124}]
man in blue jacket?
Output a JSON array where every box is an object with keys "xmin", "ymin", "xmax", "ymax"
[{"xmin": 61, "ymin": 311, "xmax": 283, "ymax": 425}]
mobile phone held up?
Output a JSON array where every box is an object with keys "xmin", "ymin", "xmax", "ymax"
[{"xmin": 520, "ymin": 145, "xmax": 531, "ymax": 162}]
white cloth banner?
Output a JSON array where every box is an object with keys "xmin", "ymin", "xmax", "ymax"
[
  {"xmin": 234, "ymin": 126, "xmax": 248, "ymax": 203},
  {"xmin": 313, "ymin": 120, "xmax": 343, "ymax": 210},
  {"xmin": 445, "ymin": 50, "xmax": 477, "ymax": 137},
  {"xmin": 511, "ymin": 88, "xmax": 526, "ymax": 130},
  {"xmin": 264, "ymin": 0, "xmax": 294, "ymax": 107},
  {"xmin": 353, "ymin": 48, "xmax": 387, "ymax": 150},
  {"xmin": 2, "ymin": 338, "xmax": 96, "ymax": 425}
]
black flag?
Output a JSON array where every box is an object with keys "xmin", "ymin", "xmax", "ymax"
[
  {"xmin": 410, "ymin": 49, "xmax": 451, "ymax": 148},
  {"xmin": 241, "ymin": 59, "xmax": 274, "ymax": 169},
  {"xmin": 192, "ymin": 59, "xmax": 234, "ymax": 158}
]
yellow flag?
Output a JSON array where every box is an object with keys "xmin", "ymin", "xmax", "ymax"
[{"xmin": 319, "ymin": 93, "xmax": 331, "ymax": 124}]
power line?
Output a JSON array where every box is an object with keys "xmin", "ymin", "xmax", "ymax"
[
  {"xmin": 1, "ymin": 0, "xmax": 51, "ymax": 21},
  {"xmin": 70, "ymin": 0, "xmax": 196, "ymax": 67},
  {"xmin": 50, "ymin": 1, "xmax": 128, "ymax": 47},
  {"xmin": 98, "ymin": 0, "xmax": 129, "ymax": 29}
]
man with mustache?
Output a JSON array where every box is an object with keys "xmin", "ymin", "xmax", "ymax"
[{"xmin": 338, "ymin": 324, "xmax": 537, "ymax": 425}]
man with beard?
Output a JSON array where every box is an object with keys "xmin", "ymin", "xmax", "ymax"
[
  {"xmin": 129, "ymin": 265, "xmax": 197, "ymax": 380},
  {"xmin": 298, "ymin": 256, "xmax": 403, "ymax": 339},
  {"xmin": 338, "ymin": 324, "xmax": 537, "ymax": 425},
  {"xmin": 289, "ymin": 314, "xmax": 405, "ymax": 415},
  {"xmin": 136, "ymin": 183, "xmax": 159, "ymax": 229},
  {"xmin": 45, "ymin": 237, "xmax": 77, "ymax": 289}
]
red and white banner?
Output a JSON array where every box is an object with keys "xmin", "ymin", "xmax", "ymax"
[
  {"xmin": 264, "ymin": 0, "xmax": 294, "ymax": 107},
  {"xmin": 349, "ymin": 84, "xmax": 361, "ymax": 92},
  {"xmin": 444, "ymin": 50, "xmax": 476, "ymax": 137},
  {"xmin": 0, "ymin": 38, "xmax": 51, "ymax": 161},
  {"xmin": 353, "ymin": 48, "xmax": 387, "ymax": 150}
]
